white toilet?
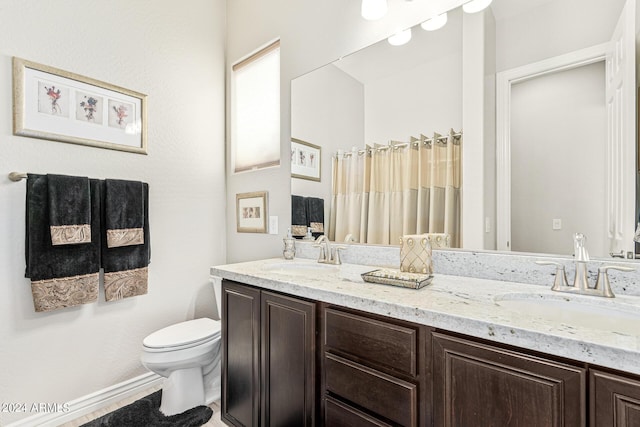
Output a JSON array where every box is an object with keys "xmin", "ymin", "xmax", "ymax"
[{"xmin": 141, "ymin": 278, "xmax": 223, "ymax": 416}]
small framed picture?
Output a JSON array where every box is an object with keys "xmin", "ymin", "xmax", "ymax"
[
  {"xmin": 291, "ymin": 138, "xmax": 321, "ymax": 182},
  {"xmin": 236, "ymin": 191, "xmax": 268, "ymax": 233},
  {"xmin": 13, "ymin": 57, "xmax": 147, "ymax": 154}
]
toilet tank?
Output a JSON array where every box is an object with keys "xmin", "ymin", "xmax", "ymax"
[{"xmin": 210, "ymin": 276, "xmax": 223, "ymax": 320}]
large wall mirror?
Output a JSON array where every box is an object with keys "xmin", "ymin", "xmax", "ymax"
[{"xmin": 291, "ymin": 0, "xmax": 636, "ymax": 259}]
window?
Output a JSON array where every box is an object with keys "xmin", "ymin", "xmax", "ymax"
[{"xmin": 232, "ymin": 40, "xmax": 281, "ymax": 173}]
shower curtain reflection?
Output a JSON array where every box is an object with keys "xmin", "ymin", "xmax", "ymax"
[{"xmin": 329, "ymin": 129, "xmax": 461, "ymax": 246}]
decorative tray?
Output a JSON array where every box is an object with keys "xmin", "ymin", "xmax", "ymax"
[{"xmin": 361, "ymin": 268, "xmax": 433, "ymax": 289}]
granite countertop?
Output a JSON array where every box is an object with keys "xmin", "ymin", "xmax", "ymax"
[{"xmin": 210, "ymin": 257, "xmax": 640, "ymax": 375}]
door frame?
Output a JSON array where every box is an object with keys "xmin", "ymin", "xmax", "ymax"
[{"xmin": 495, "ymin": 43, "xmax": 608, "ymax": 251}]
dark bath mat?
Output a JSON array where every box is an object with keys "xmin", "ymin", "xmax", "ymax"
[{"xmin": 81, "ymin": 390, "xmax": 213, "ymax": 427}]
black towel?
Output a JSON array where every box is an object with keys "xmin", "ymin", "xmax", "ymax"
[
  {"xmin": 101, "ymin": 182, "xmax": 151, "ymax": 301},
  {"xmin": 47, "ymin": 174, "xmax": 92, "ymax": 246},
  {"xmin": 104, "ymin": 179, "xmax": 145, "ymax": 248},
  {"xmin": 305, "ymin": 197, "xmax": 325, "ymax": 238},
  {"xmin": 291, "ymin": 195, "xmax": 307, "ymax": 238},
  {"xmin": 25, "ymin": 174, "xmax": 101, "ymax": 312}
]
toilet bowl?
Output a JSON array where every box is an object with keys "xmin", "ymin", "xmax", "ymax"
[{"xmin": 140, "ymin": 278, "xmax": 223, "ymax": 416}]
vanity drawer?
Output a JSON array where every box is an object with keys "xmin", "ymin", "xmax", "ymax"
[
  {"xmin": 325, "ymin": 353, "xmax": 417, "ymax": 427},
  {"xmin": 324, "ymin": 308, "xmax": 418, "ymax": 376},
  {"xmin": 325, "ymin": 396, "xmax": 393, "ymax": 427}
]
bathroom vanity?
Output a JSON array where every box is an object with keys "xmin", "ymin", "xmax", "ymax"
[{"xmin": 211, "ymin": 257, "xmax": 640, "ymax": 426}]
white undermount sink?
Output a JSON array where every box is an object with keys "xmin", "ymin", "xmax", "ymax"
[
  {"xmin": 494, "ymin": 292, "xmax": 640, "ymax": 336},
  {"xmin": 262, "ymin": 260, "xmax": 374, "ymax": 283},
  {"xmin": 262, "ymin": 260, "xmax": 340, "ymax": 276}
]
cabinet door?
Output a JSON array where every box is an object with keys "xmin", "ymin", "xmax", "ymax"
[
  {"xmin": 590, "ymin": 369, "xmax": 640, "ymax": 426},
  {"xmin": 261, "ymin": 291, "xmax": 316, "ymax": 427},
  {"xmin": 433, "ymin": 332, "xmax": 586, "ymax": 427},
  {"xmin": 221, "ymin": 281, "xmax": 261, "ymax": 427}
]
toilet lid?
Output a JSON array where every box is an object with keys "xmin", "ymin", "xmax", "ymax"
[{"xmin": 143, "ymin": 318, "xmax": 221, "ymax": 349}]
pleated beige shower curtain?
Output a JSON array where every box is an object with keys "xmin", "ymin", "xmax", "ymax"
[{"xmin": 329, "ymin": 130, "xmax": 461, "ymax": 246}]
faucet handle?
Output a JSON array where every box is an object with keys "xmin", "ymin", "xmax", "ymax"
[
  {"xmin": 312, "ymin": 242, "xmax": 326, "ymax": 261},
  {"xmin": 594, "ymin": 265, "xmax": 635, "ymax": 298},
  {"xmin": 535, "ymin": 261, "xmax": 569, "ymax": 290},
  {"xmin": 312, "ymin": 235, "xmax": 326, "ymax": 249},
  {"xmin": 314, "ymin": 235, "xmax": 327, "ymax": 243},
  {"xmin": 333, "ymin": 245, "xmax": 347, "ymax": 265}
]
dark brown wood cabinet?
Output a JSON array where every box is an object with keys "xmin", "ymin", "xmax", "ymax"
[
  {"xmin": 221, "ymin": 280, "xmax": 316, "ymax": 427},
  {"xmin": 321, "ymin": 306, "xmax": 431, "ymax": 427},
  {"xmin": 261, "ymin": 290, "xmax": 316, "ymax": 426},
  {"xmin": 220, "ymin": 279, "xmax": 640, "ymax": 427},
  {"xmin": 432, "ymin": 332, "xmax": 587, "ymax": 427},
  {"xmin": 222, "ymin": 281, "xmax": 260, "ymax": 427},
  {"xmin": 590, "ymin": 369, "xmax": 640, "ymax": 426}
]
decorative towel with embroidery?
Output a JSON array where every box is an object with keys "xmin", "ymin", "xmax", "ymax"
[
  {"xmin": 102, "ymin": 181, "xmax": 151, "ymax": 301},
  {"xmin": 104, "ymin": 179, "xmax": 145, "ymax": 248},
  {"xmin": 25, "ymin": 174, "xmax": 101, "ymax": 312},
  {"xmin": 47, "ymin": 174, "xmax": 91, "ymax": 245}
]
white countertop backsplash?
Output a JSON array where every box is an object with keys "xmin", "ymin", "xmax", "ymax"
[
  {"xmin": 211, "ymin": 243, "xmax": 640, "ymax": 375},
  {"xmin": 294, "ymin": 241, "xmax": 640, "ymax": 296}
]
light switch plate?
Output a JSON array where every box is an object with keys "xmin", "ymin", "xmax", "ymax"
[
  {"xmin": 552, "ymin": 218, "xmax": 562, "ymax": 230},
  {"xmin": 269, "ymin": 216, "xmax": 278, "ymax": 235}
]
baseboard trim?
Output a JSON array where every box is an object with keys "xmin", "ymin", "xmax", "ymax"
[{"xmin": 6, "ymin": 372, "xmax": 163, "ymax": 427}]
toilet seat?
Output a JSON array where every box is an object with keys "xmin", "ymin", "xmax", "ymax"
[{"xmin": 143, "ymin": 318, "xmax": 221, "ymax": 352}]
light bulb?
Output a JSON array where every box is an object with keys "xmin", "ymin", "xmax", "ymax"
[
  {"xmin": 462, "ymin": 0, "xmax": 493, "ymax": 14},
  {"xmin": 361, "ymin": 0, "xmax": 388, "ymax": 20},
  {"xmin": 420, "ymin": 12, "xmax": 448, "ymax": 31},
  {"xmin": 388, "ymin": 28, "xmax": 412, "ymax": 46}
]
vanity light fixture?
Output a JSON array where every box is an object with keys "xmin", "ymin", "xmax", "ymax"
[
  {"xmin": 361, "ymin": 0, "xmax": 388, "ymax": 20},
  {"xmin": 388, "ymin": 28, "xmax": 412, "ymax": 46},
  {"xmin": 420, "ymin": 12, "xmax": 448, "ymax": 31},
  {"xmin": 462, "ymin": 0, "xmax": 493, "ymax": 13}
]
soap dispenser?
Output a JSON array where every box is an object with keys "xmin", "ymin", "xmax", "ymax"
[
  {"xmin": 283, "ymin": 228, "xmax": 296, "ymax": 260},
  {"xmin": 302, "ymin": 227, "xmax": 314, "ymax": 241}
]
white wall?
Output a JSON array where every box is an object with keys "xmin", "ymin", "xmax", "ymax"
[
  {"xmin": 495, "ymin": 0, "xmax": 625, "ymax": 72},
  {"xmin": 510, "ymin": 62, "xmax": 606, "ymax": 256},
  {"xmin": 364, "ymin": 10, "xmax": 463, "ymax": 144},
  {"xmin": 0, "ymin": 1, "xmax": 226, "ymax": 424},
  {"xmin": 291, "ymin": 64, "xmax": 364, "ymax": 227},
  {"xmin": 225, "ymin": 0, "xmax": 468, "ymax": 262}
]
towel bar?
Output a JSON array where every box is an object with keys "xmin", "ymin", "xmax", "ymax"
[{"xmin": 9, "ymin": 172, "xmax": 27, "ymax": 181}]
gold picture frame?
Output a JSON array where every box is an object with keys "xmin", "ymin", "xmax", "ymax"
[
  {"xmin": 236, "ymin": 191, "xmax": 268, "ymax": 233},
  {"xmin": 13, "ymin": 57, "xmax": 148, "ymax": 154}
]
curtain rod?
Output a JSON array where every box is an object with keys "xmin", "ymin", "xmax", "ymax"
[{"xmin": 337, "ymin": 130, "xmax": 462, "ymax": 157}]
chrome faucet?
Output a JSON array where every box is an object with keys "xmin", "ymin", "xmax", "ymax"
[
  {"xmin": 536, "ymin": 233, "xmax": 634, "ymax": 298},
  {"xmin": 313, "ymin": 235, "xmax": 346, "ymax": 265}
]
